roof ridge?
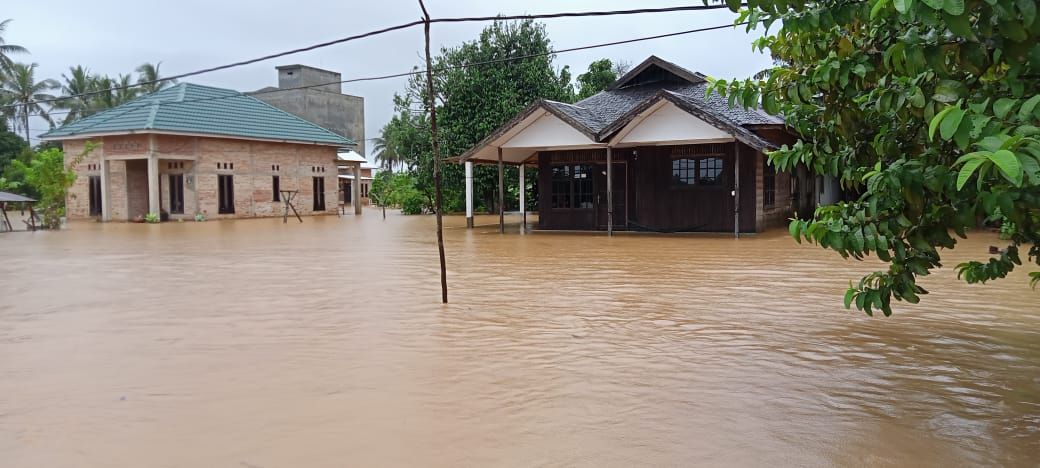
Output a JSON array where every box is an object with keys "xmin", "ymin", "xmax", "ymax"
[{"xmin": 145, "ymin": 102, "xmax": 159, "ymax": 129}]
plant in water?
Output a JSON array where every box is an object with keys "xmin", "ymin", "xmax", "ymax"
[
  {"xmin": 194, "ymin": 212, "xmax": 206, "ymax": 222},
  {"xmin": 144, "ymin": 212, "xmax": 159, "ymax": 224}
]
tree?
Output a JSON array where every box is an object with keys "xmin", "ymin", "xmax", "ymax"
[
  {"xmin": 57, "ymin": 65, "xmax": 94, "ymax": 124},
  {"xmin": 0, "ymin": 19, "xmax": 28, "ymax": 73},
  {"xmin": 9, "ymin": 144, "xmax": 92, "ymax": 227},
  {"xmin": 710, "ymin": 0, "xmax": 1040, "ymax": 315},
  {"xmin": 0, "ymin": 127, "xmax": 27, "ymax": 174},
  {"xmin": 0, "ymin": 62, "xmax": 59, "ymax": 143},
  {"xmin": 135, "ymin": 62, "xmax": 175, "ymax": 95},
  {"xmin": 372, "ymin": 130, "xmax": 402, "ymax": 172},
  {"xmin": 576, "ymin": 58, "xmax": 621, "ymax": 100}
]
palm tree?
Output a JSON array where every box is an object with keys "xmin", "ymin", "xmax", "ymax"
[
  {"xmin": 135, "ymin": 62, "xmax": 175, "ymax": 94},
  {"xmin": 57, "ymin": 65, "xmax": 94, "ymax": 124},
  {"xmin": 0, "ymin": 19, "xmax": 29, "ymax": 73},
  {"xmin": 0, "ymin": 62, "xmax": 59, "ymax": 143},
  {"xmin": 113, "ymin": 73, "xmax": 139, "ymax": 106},
  {"xmin": 372, "ymin": 136, "xmax": 401, "ymax": 172}
]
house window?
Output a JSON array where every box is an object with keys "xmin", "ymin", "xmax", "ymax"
[
  {"xmin": 672, "ymin": 158, "xmax": 696, "ymax": 185},
  {"xmin": 699, "ymin": 157, "xmax": 724, "ymax": 185},
  {"xmin": 550, "ymin": 164, "xmax": 593, "ymax": 209},
  {"xmin": 168, "ymin": 174, "xmax": 184, "ymax": 214},
  {"xmin": 272, "ymin": 176, "xmax": 281, "ymax": 202},
  {"xmin": 218, "ymin": 174, "xmax": 235, "ymax": 214},
  {"xmin": 672, "ymin": 156, "xmax": 725, "ymax": 186},
  {"xmin": 88, "ymin": 175, "xmax": 102, "ymax": 216},
  {"xmin": 764, "ymin": 160, "xmax": 776, "ymax": 208},
  {"xmin": 312, "ymin": 176, "xmax": 326, "ymax": 211}
]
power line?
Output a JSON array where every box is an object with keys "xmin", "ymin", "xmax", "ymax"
[
  {"xmin": 30, "ymin": 21, "xmax": 750, "ymax": 121},
  {"xmin": 7, "ymin": 3, "xmax": 739, "ymax": 111}
]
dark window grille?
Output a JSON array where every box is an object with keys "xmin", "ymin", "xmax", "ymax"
[
  {"xmin": 218, "ymin": 174, "xmax": 235, "ymax": 214},
  {"xmin": 272, "ymin": 176, "xmax": 281, "ymax": 202},
  {"xmin": 168, "ymin": 174, "xmax": 184, "ymax": 214},
  {"xmin": 312, "ymin": 176, "xmax": 326, "ymax": 211},
  {"xmin": 672, "ymin": 158, "xmax": 696, "ymax": 185},
  {"xmin": 88, "ymin": 176, "xmax": 102, "ymax": 216},
  {"xmin": 699, "ymin": 157, "xmax": 724, "ymax": 185},
  {"xmin": 550, "ymin": 164, "xmax": 593, "ymax": 209},
  {"xmin": 764, "ymin": 160, "xmax": 777, "ymax": 208}
]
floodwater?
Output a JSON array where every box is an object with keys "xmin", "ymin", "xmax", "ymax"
[{"xmin": 1, "ymin": 212, "xmax": 1038, "ymax": 467}]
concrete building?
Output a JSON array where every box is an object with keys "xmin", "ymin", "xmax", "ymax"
[
  {"xmin": 41, "ymin": 83, "xmax": 357, "ymax": 221},
  {"xmin": 335, "ymin": 150, "xmax": 376, "ymax": 206},
  {"xmin": 251, "ymin": 65, "xmax": 366, "ymax": 155}
]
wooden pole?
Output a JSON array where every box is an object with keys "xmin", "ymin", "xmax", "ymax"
[
  {"xmin": 498, "ymin": 146, "xmax": 504, "ymax": 234},
  {"xmin": 519, "ymin": 163, "xmax": 526, "ymax": 232},
  {"xmin": 606, "ymin": 146, "xmax": 613, "ymax": 236},
  {"xmin": 465, "ymin": 160, "xmax": 474, "ymax": 228},
  {"xmin": 420, "ymin": 0, "xmax": 448, "ymax": 304},
  {"xmin": 354, "ymin": 162, "xmax": 362, "ymax": 215},
  {"xmin": 734, "ymin": 143, "xmax": 741, "ymax": 239}
]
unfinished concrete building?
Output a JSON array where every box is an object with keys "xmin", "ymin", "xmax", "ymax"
[{"xmin": 250, "ymin": 65, "xmax": 366, "ymax": 155}]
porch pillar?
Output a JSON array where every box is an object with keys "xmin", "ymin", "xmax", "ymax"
[
  {"xmin": 465, "ymin": 160, "xmax": 474, "ymax": 228},
  {"xmin": 99, "ymin": 155, "xmax": 110, "ymax": 222},
  {"xmin": 606, "ymin": 146, "xmax": 613, "ymax": 236},
  {"xmin": 354, "ymin": 162, "xmax": 363, "ymax": 215},
  {"xmin": 147, "ymin": 152, "xmax": 159, "ymax": 216},
  {"xmin": 518, "ymin": 163, "xmax": 526, "ymax": 232},
  {"xmin": 734, "ymin": 143, "xmax": 741, "ymax": 239},
  {"xmin": 497, "ymin": 146, "xmax": 504, "ymax": 234}
]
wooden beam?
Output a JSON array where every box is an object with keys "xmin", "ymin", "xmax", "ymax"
[
  {"xmin": 734, "ymin": 143, "xmax": 741, "ymax": 239},
  {"xmin": 607, "ymin": 146, "xmax": 613, "ymax": 236},
  {"xmin": 519, "ymin": 163, "xmax": 526, "ymax": 232},
  {"xmin": 498, "ymin": 146, "xmax": 504, "ymax": 234}
]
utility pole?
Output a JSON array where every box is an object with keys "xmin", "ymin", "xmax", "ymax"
[{"xmin": 420, "ymin": 0, "xmax": 448, "ymax": 304}]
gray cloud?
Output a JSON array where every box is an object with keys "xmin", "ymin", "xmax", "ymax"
[{"xmin": 7, "ymin": 0, "xmax": 771, "ymax": 154}]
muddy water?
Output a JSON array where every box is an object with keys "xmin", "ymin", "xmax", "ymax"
[{"xmin": 0, "ymin": 212, "xmax": 1038, "ymax": 467}]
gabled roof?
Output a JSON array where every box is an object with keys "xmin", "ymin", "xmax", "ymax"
[
  {"xmin": 456, "ymin": 56, "xmax": 785, "ymax": 163},
  {"xmin": 41, "ymin": 83, "xmax": 355, "ymax": 147}
]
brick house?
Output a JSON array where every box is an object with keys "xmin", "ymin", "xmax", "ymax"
[
  {"xmin": 41, "ymin": 83, "xmax": 356, "ymax": 222},
  {"xmin": 335, "ymin": 150, "xmax": 376, "ymax": 206}
]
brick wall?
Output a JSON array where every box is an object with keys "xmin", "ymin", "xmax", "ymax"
[{"xmin": 63, "ymin": 135, "xmax": 339, "ymax": 221}]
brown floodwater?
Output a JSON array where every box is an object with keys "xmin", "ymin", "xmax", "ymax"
[{"xmin": 1, "ymin": 211, "xmax": 1038, "ymax": 467}]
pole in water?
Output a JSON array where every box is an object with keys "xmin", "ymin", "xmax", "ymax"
[{"xmin": 420, "ymin": 0, "xmax": 449, "ymax": 304}]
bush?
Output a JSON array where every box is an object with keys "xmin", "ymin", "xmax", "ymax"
[
  {"xmin": 144, "ymin": 212, "xmax": 160, "ymax": 224},
  {"xmin": 399, "ymin": 187, "xmax": 426, "ymax": 215}
]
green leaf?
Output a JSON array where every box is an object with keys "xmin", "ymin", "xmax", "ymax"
[
  {"xmin": 942, "ymin": 0, "xmax": 964, "ymax": 15},
  {"xmin": 940, "ymin": 107, "xmax": 965, "ymax": 140},
  {"xmin": 989, "ymin": 149, "xmax": 1024, "ymax": 186},
  {"xmin": 944, "ymin": 12, "xmax": 975, "ymax": 38},
  {"xmin": 871, "ymin": 0, "xmax": 889, "ymax": 19},
  {"xmin": 789, "ymin": 220, "xmax": 801, "ymax": 242},
  {"xmin": 1019, "ymin": 0, "xmax": 1037, "ymax": 27},
  {"xmin": 922, "ymin": 0, "xmax": 944, "ymax": 9},
  {"xmin": 933, "ymin": 80, "xmax": 964, "ymax": 103},
  {"xmin": 929, "ymin": 105, "xmax": 957, "ymax": 140},
  {"xmin": 894, "ymin": 0, "xmax": 913, "ymax": 12},
  {"xmin": 994, "ymin": 98, "xmax": 1018, "ymax": 119},
  {"xmin": 726, "ymin": 0, "xmax": 741, "ymax": 12},
  {"xmin": 844, "ymin": 287, "xmax": 856, "ymax": 309},
  {"xmin": 1018, "ymin": 95, "xmax": 1040, "ymax": 121},
  {"xmin": 957, "ymin": 157, "xmax": 987, "ymax": 189}
]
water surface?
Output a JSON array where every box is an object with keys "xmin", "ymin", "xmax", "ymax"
[{"xmin": 1, "ymin": 212, "xmax": 1038, "ymax": 467}]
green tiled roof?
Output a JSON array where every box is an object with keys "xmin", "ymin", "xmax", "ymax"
[{"xmin": 41, "ymin": 83, "xmax": 355, "ymax": 147}]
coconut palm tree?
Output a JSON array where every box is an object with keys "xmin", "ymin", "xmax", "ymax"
[
  {"xmin": 0, "ymin": 19, "xmax": 29, "ymax": 73},
  {"xmin": 112, "ymin": 73, "xmax": 139, "ymax": 106},
  {"xmin": 0, "ymin": 62, "xmax": 59, "ymax": 143},
  {"xmin": 57, "ymin": 65, "xmax": 94, "ymax": 124},
  {"xmin": 372, "ymin": 136, "xmax": 401, "ymax": 172},
  {"xmin": 135, "ymin": 62, "xmax": 175, "ymax": 94}
]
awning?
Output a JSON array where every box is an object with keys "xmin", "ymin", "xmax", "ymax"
[
  {"xmin": 0, "ymin": 192, "xmax": 35, "ymax": 203},
  {"xmin": 337, "ymin": 150, "xmax": 367, "ymax": 163}
]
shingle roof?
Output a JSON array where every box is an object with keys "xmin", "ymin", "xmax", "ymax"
[{"xmin": 41, "ymin": 83, "xmax": 355, "ymax": 147}]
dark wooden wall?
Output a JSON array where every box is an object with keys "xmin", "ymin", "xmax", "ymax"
[{"xmin": 537, "ymin": 143, "xmax": 760, "ymax": 232}]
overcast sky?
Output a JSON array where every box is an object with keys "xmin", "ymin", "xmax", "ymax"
[{"xmin": 6, "ymin": 0, "xmax": 771, "ymax": 158}]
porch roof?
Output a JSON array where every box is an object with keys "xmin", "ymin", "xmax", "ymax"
[{"xmin": 453, "ymin": 55, "xmax": 784, "ymax": 165}]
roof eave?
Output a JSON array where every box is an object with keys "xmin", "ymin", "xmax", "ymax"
[{"xmin": 40, "ymin": 129, "xmax": 352, "ymax": 147}]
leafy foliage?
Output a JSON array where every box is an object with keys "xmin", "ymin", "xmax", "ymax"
[
  {"xmin": 0, "ymin": 62, "xmax": 59, "ymax": 142},
  {"xmin": 710, "ymin": 0, "xmax": 1040, "ymax": 315},
  {"xmin": 9, "ymin": 143, "xmax": 93, "ymax": 228},
  {"xmin": 576, "ymin": 59, "xmax": 623, "ymax": 100},
  {"xmin": 380, "ymin": 20, "xmax": 575, "ymax": 214}
]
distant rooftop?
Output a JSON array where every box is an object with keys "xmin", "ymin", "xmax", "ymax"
[{"xmin": 41, "ymin": 83, "xmax": 355, "ymax": 147}]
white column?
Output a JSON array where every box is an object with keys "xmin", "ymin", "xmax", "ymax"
[
  {"xmin": 518, "ymin": 163, "xmax": 526, "ymax": 232},
  {"xmin": 465, "ymin": 160, "xmax": 474, "ymax": 228},
  {"xmin": 734, "ymin": 143, "xmax": 741, "ymax": 239},
  {"xmin": 147, "ymin": 154, "xmax": 159, "ymax": 216},
  {"xmin": 99, "ymin": 156, "xmax": 110, "ymax": 221},
  {"xmin": 354, "ymin": 162, "xmax": 362, "ymax": 215}
]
